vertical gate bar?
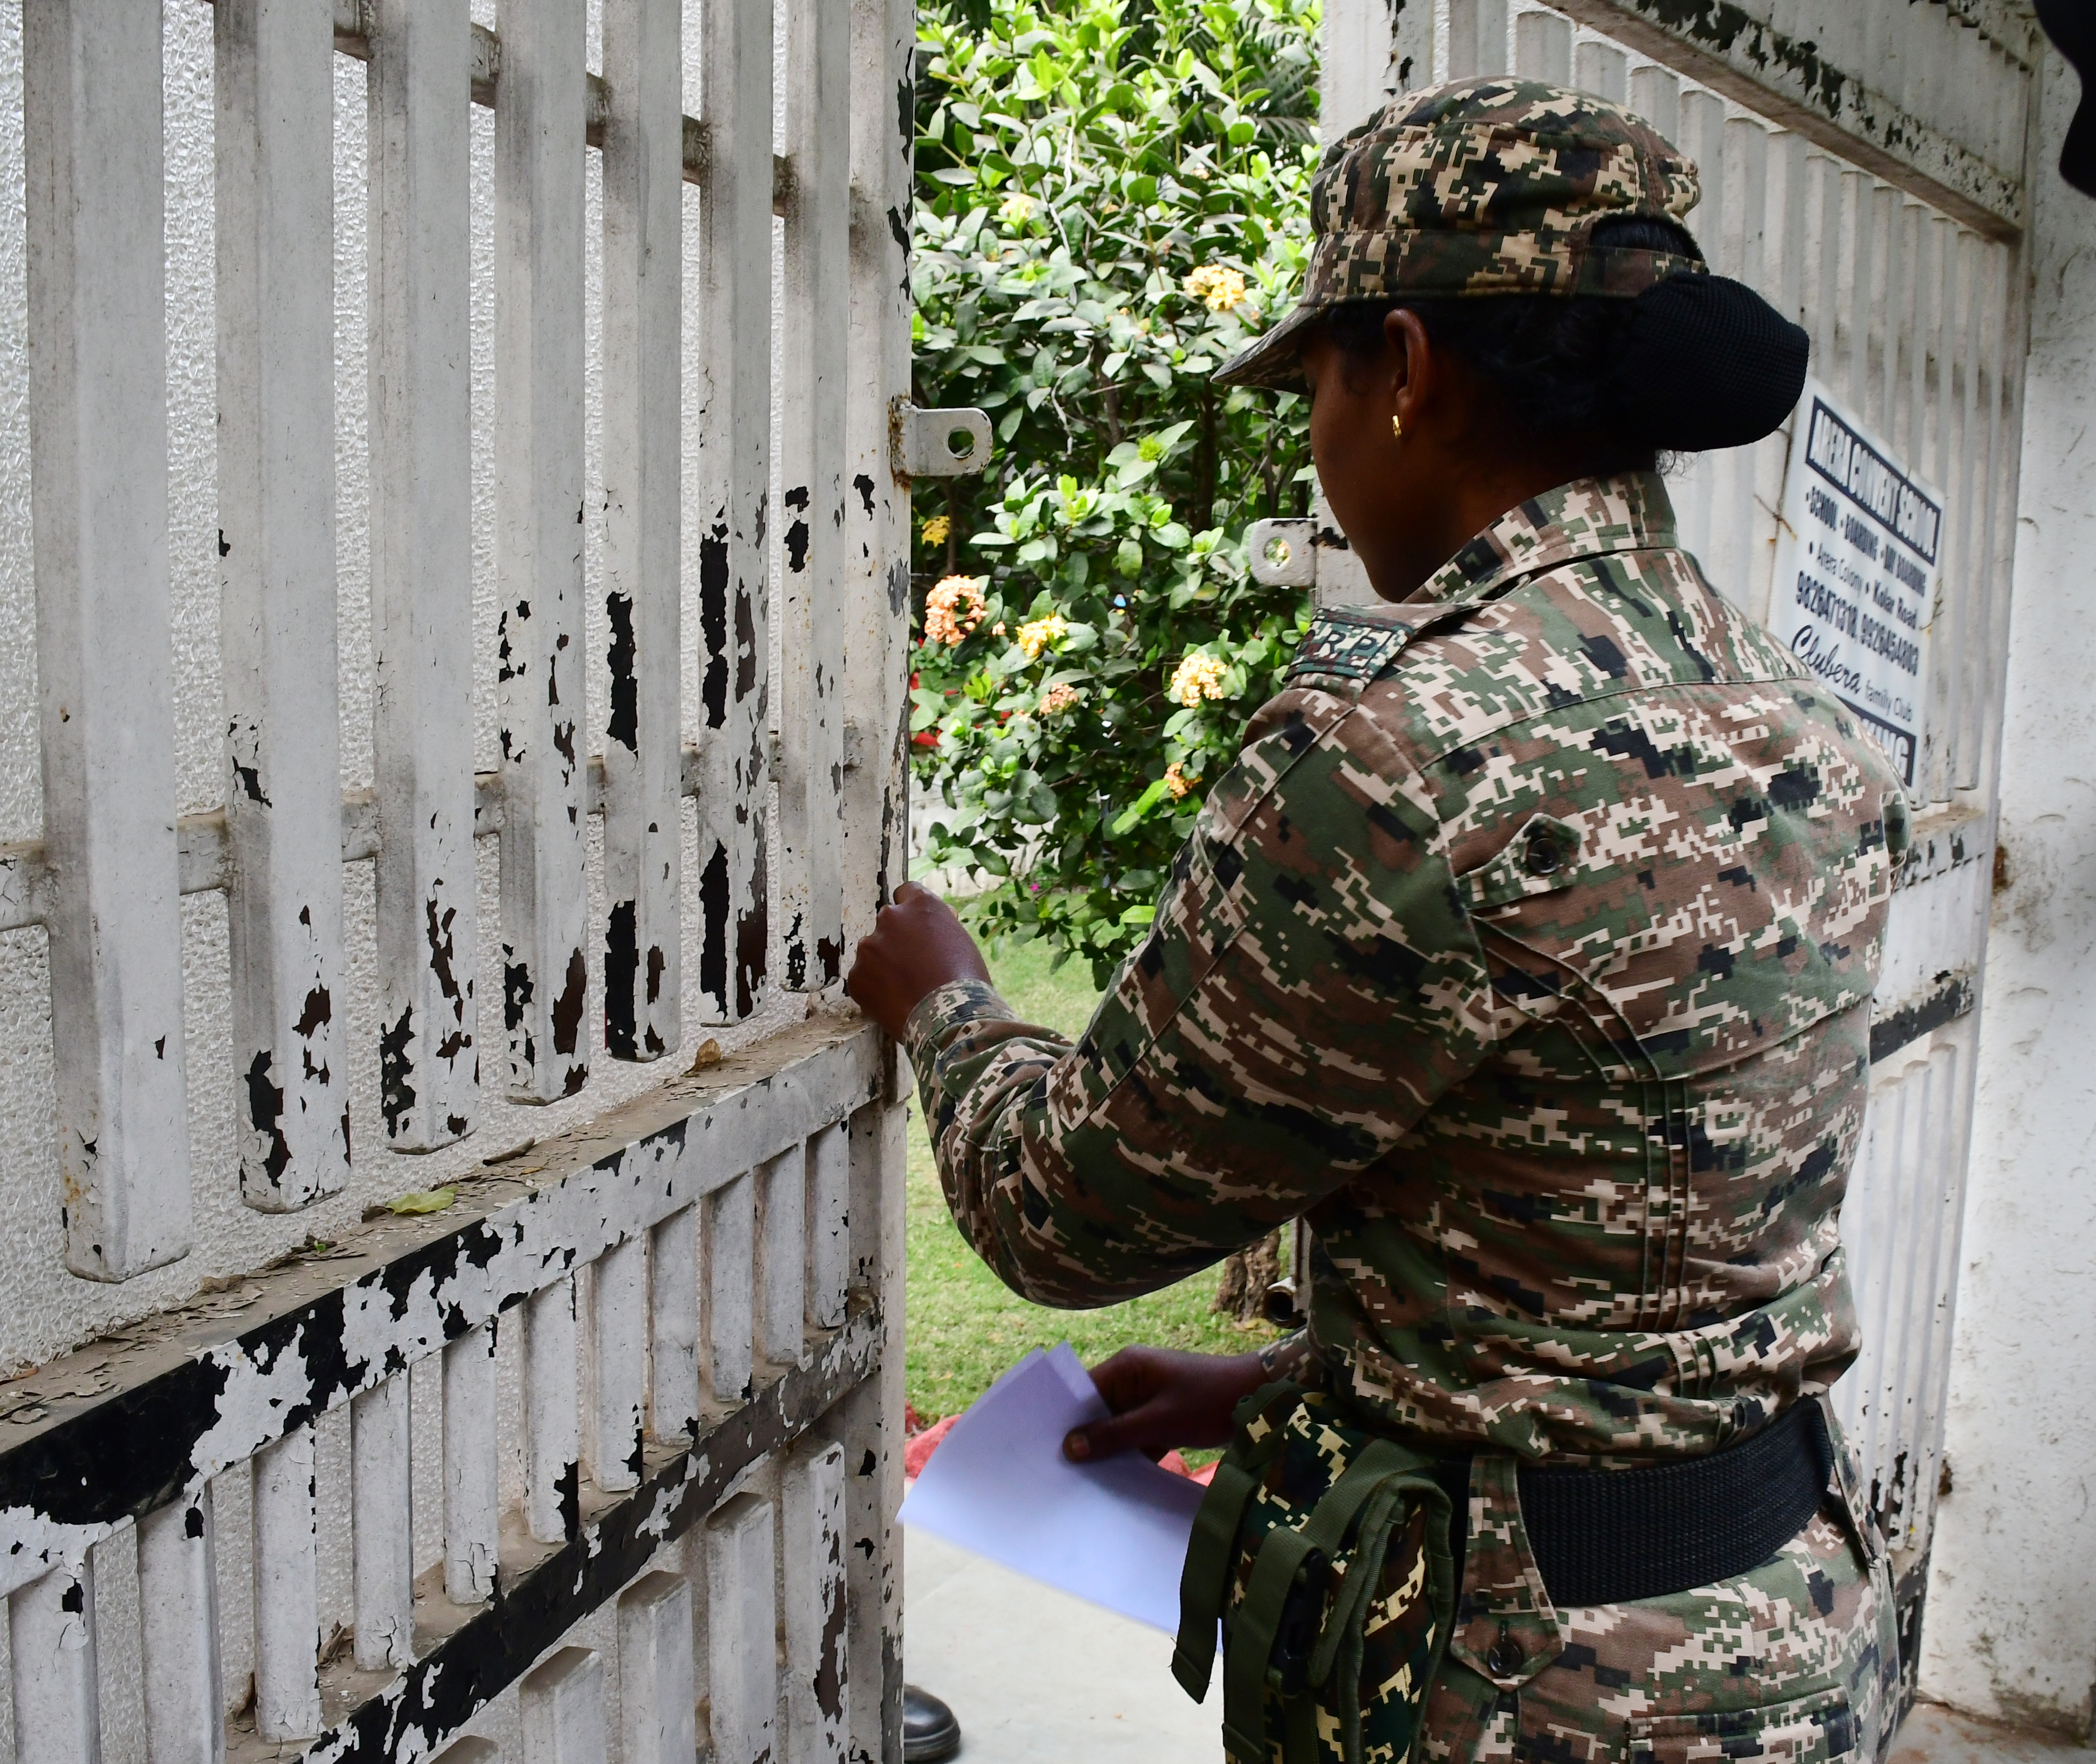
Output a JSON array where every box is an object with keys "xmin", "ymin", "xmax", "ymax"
[
  {"xmin": 807, "ymin": 1120, "xmax": 849, "ymax": 1330},
  {"xmin": 1870, "ymin": 184, "xmax": 1900, "ymax": 432},
  {"xmin": 1977, "ymin": 234, "xmax": 2029, "ymax": 809},
  {"xmin": 838, "ymin": 1105, "xmax": 906, "ymax": 1764},
  {"xmin": 618, "ymin": 1572, "xmax": 697, "ymax": 1764},
  {"xmin": 521, "ymin": 1646, "xmax": 607, "ymax": 1764},
  {"xmin": 23, "ymin": 0, "xmax": 191, "ymax": 1282},
  {"xmin": 1812, "ymin": 156, "xmax": 1844, "ymax": 395},
  {"xmin": 1573, "ymin": 38, "xmax": 1625, "ymax": 105},
  {"xmin": 1513, "ymin": 10, "xmax": 1569, "ymax": 83},
  {"xmin": 1960, "ymin": 242, "xmax": 2010, "ymax": 799},
  {"xmin": 782, "ymin": 1440, "xmax": 848, "ymax": 1764},
  {"xmin": 351, "ymin": 1375, "xmax": 415, "ymax": 1669},
  {"xmin": 590, "ymin": 1234, "xmax": 647, "ymax": 1491},
  {"xmin": 9, "ymin": 1561, "xmax": 100, "ymax": 1764},
  {"xmin": 1889, "ymin": 201, "xmax": 1921, "ymax": 466},
  {"xmin": 1941, "ymin": 230, "xmax": 1981, "ymax": 795},
  {"xmin": 1722, "ymin": 115, "xmax": 1768, "ymax": 614},
  {"xmin": 840, "ymin": 0, "xmax": 911, "ymax": 1702},
  {"xmin": 601, "ymin": 0, "xmax": 684, "ymax": 1061},
  {"xmin": 705, "ymin": 1173, "xmax": 756, "ymax": 1402},
  {"xmin": 649, "ymin": 1205, "xmax": 700, "ymax": 1437},
  {"xmin": 1673, "ymin": 91, "xmax": 1726, "ymax": 570},
  {"xmin": 777, "ymin": 0, "xmax": 851, "ymax": 995},
  {"xmin": 368, "ymin": 0, "xmax": 478, "ymax": 1151},
  {"xmin": 706, "ymin": 1495, "xmax": 779, "ymax": 1764},
  {"xmin": 843, "ymin": 0, "xmax": 914, "ymax": 945},
  {"xmin": 1864, "ymin": 185, "xmax": 1897, "ymax": 431},
  {"xmin": 1746, "ymin": 129, "xmax": 1807, "ymax": 627},
  {"xmin": 495, "ymin": 0, "xmax": 590, "ymax": 1105},
  {"xmin": 526, "ymin": 1275, "xmax": 581, "ymax": 1540},
  {"xmin": 1917, "ymin": 216, "xmax": 1952, "ymax": 805},
  {"xmin": 216, "ymin": 0, "xmax": 350, "ymax": 1214},
  {"xmin": 138, "ymin": 1493, "xmax": 224, "ymax": 1764},
  {"xmin": 1627, "ymin": 64, "xmax": 1678, "ymax": 143},
  {"xmin": 696, "ymin": 0, "xmax": 775, "ymax": 1024},
  {"xmin": 252, "ymin": 1427, "xmax": 321, "ymax": 1742},
  {"xmin": 442, "ymin": 1320, "xmax": 500, "ymax": 1604},
  {"xmin": 1911, "ymin": 1037, "xmax": 1974, "ymax": 1554},
  {"xmin": 1837, "ymin": 170, "xmax": 1870, "ymax": 404},
  {"xmin": 758, "ymin": 1144, "xmax": 808, "ymax": 1365}
]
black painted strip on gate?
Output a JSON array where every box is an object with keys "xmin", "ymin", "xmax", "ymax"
[
  {"xmin": 0, "ymin": 1206, "xmax": 528, "ymax": 1530},
  {"xmin": 296, "ymin": 1299, "xmax": 881, "ymax": 1764},
  {"xmin": 1870, "ymin": 970, "xmax": 1975, "ymax": 1065}
]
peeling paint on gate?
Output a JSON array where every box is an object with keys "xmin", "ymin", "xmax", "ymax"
[{"xmin": 0, "ymin": 1020, "xmax": 882, "ymax": 1602}]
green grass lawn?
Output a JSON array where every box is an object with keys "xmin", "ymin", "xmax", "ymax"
[{"xmin": 904, "ymin": 936, "xmax": 1277, "ymax": 1424}]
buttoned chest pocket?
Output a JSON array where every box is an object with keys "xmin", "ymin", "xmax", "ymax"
[{"xmin": 1453, "ymin": 812, "xmax": 1585, "ymax": 915}]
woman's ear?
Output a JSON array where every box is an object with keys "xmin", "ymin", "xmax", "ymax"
[{"xmin": 1383, "ymin": 307, "xmax": 1432, "ymax": 434}]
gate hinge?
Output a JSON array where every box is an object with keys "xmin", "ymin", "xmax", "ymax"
[
  {"xmin": 1245, "ymin": 518, "xmax": 1320, "ymax": 588},
  {"xmin": 893, "ymin": 402, "xmax": 992, "ymax": 480}
]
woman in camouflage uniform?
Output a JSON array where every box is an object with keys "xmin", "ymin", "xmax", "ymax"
[{"xmin": 850, "ymin": 79, "xmax": 1908, "ymax": 1764}]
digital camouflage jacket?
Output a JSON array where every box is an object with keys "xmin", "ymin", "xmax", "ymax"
[{"xmin": 905, "ymin": 472, "xmax": 1910, "ymax": 1467}]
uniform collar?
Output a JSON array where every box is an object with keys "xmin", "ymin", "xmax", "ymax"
[{"xmin": 1412, "ymin": 472, "xmax": 1678, "ymax": 607}]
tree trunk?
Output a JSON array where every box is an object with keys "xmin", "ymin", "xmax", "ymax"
[{"xmin": 1213, "ymin": 1227, "xmax": 1282, "ymax": 1325}]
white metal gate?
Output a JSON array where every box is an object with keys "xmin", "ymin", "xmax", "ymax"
[
  {"xmin": 1299, "ymin": 0, "xmax": 2040, "ymax": 1698},
  {"xmin": 0, "ymin": 0, "xmax": 929, "ymax": 1746}
]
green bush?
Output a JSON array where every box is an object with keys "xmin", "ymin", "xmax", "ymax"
[{"xmin": 909, "ymin": 0, "xmax": 1322, "ymax": 986}]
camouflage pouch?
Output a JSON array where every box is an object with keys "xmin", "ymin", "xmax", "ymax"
[{"xmin": 1173, "ymin": 1383, "xmax": 1458, "ymax": 1764}]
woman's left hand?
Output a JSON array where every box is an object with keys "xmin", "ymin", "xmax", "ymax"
[
  {"xmin": 1063, "ymin": 1345, "xmax": 1270, "ymax": 1463},
  {"xmin": 844, "ymin": 882, "xmax": 994, "ymax": 1040}
]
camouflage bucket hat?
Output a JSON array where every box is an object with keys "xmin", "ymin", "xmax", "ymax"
[{"xmin": 1215, "ymin": 77, "xmax": 1705, "ymax": 391}]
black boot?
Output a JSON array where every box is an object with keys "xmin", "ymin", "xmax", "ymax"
[{"xmin": 903, "ymin": 1684, "xmax": 962, "ymax": 1763}]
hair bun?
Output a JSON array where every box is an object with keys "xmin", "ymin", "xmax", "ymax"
[{"xmin": 1615, "ymin": 273, "xmax": 1810, "ymax": 452}]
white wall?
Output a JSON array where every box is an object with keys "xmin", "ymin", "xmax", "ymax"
[{"xmin": 1918, "ymin": 43, "xmax": 2096, "ymax": 1742}]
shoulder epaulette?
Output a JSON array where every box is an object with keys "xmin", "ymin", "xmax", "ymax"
[{"xmin": 1283, "ymin": 600, "xmax": 1475, "ymax": 699}]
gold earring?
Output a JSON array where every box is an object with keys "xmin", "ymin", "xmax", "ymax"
[{"xmin": 1391, "ymin": 414, "xmax": 1404, "ymax": 440}]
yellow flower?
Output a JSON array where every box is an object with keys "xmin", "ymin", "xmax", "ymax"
[
  {"xmin": 1168, "ymin": 652, "xmax": 1229, "ymax": 706},
  {"xmin": 1040, "ymin": 683, "xmax": 1080, "ymax": 715},
  {"xmin": 1184, "ymin": 265, "xmax": 1247, "ymax": 312},
  {"xmin": 998, "ymin": 191, "xmax": 1036, "ymax": 225},
  {"xmin": 923, "ymin": 574, "xmax": 986, "ymax": 647},
  {"xmin": 1016, "ymin": 613, "xmax": 1068, "ymax": 660},
  {"xmin": 920, "ymin": 514, "xmax": 951, "ymax": 546},
  {"xmin": 1164, "ymin": 762, "xmax": 1192, "ymax": 799}
]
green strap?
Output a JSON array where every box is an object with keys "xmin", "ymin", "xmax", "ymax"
[
  {"xmin": 1222, "ymin": 1439, "xmax": 1410, "ymax": 1764},
  {"xmin": 1173, "ymin": 1455, "xmax": 1266, "ymax": 1700},
  {"xmin": 1172, "ymin": 1383, "xmax": 1299, "ymax": 1702},
  {"xmin": 1307, "ymin": 1475, "xmax": 1450, "ymax": 1690}
]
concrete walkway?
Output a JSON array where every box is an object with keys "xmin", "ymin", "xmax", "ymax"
[
  {"xmin": 1894, "ymin": 1704, "xmax": 2092, "ymax": 1764},
  {"xmin": 904, "ymin": 1531, "xmax": 2090, "ymax": 1764},
  {"xmin": 904, "ymin": 1528, "xmax": 1217, "ymax": 1763}
]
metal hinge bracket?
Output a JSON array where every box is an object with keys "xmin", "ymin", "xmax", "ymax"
[{"xmin": 893, "ymin": 403, "xmax": 992, "ymax": 480}]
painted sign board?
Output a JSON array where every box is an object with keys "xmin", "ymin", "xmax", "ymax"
[{"xmin": 1769, "ymin": 379, "xmax": 1940, "ymax": 788}]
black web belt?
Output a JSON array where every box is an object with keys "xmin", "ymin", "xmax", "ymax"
[{"xmin": 1425, "ymin": 1399, "xmax": 1836, "ymax": 1608}]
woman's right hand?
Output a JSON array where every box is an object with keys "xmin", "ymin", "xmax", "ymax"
[{"xmin": 1061, "ymin": 1345, "xmax": 1271, "ymax": 1463}]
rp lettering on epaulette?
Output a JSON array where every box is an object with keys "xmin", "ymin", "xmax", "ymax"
[{"xmin": 1283, "ymin": 606, "xmax": 1417, "ymax": 698}]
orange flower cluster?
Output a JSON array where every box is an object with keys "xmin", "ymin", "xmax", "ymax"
[
  {"xmin": 924, "ymin": 574, "xmax": 987, "ymax": 647},
  {"xmin": 1168, "ymin": 652, "xmax": 1229, "ymax": 707},
  {"xmin": 1040, "ymin": 683, "xmax": 1080, "ymax": 715}
]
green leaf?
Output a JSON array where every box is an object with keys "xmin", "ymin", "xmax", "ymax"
[{"xmin": 385, "ymin": 1188, "xmax": 458, "ymax": 1216}]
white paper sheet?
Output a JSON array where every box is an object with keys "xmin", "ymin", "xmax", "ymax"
[{"xmin": 898, "ymin": 1343, "xmax": 1205, "ymax": 1633}]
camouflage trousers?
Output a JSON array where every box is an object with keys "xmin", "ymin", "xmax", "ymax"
[{"xmin": 1416, "ymin": 1414, "xmax": 1902, "ymax": 1764}]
